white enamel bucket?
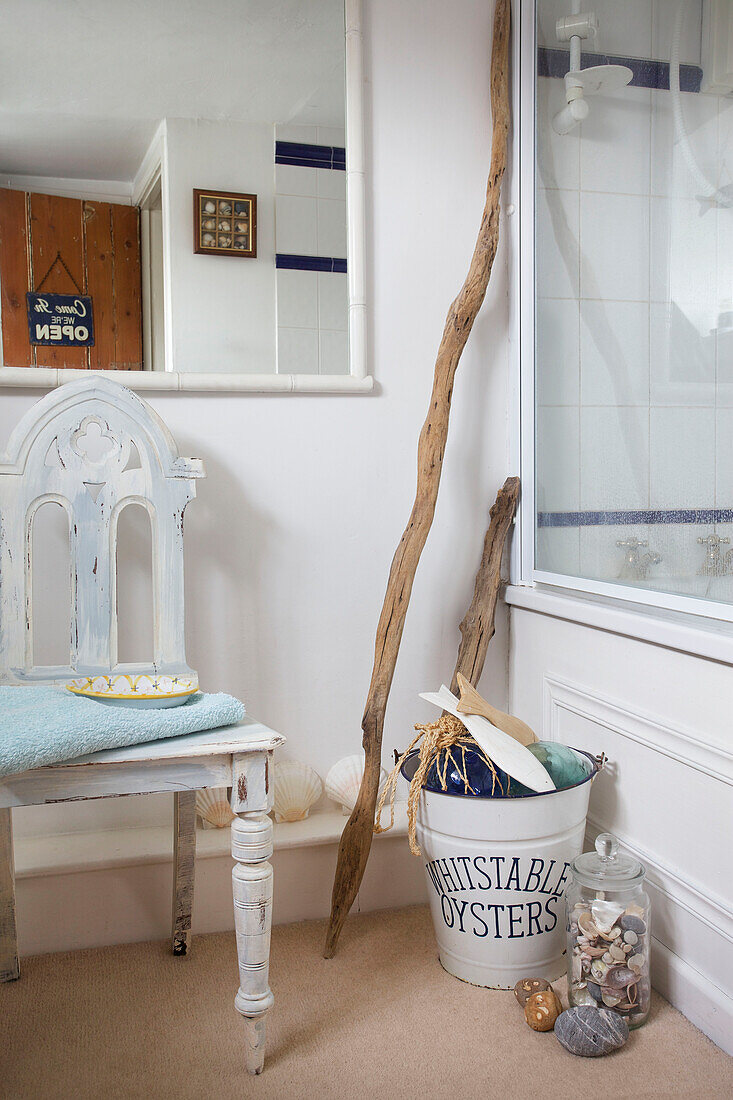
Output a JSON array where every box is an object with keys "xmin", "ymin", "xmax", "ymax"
[{"xmin": 403, "ymin": 749, "xmax": 599, "ymax": 989}]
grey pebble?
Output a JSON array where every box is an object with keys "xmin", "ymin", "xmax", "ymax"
[
  {"xmin": 586, "ymin": 980, "xmax": 602, "ymax": 1001},
  {"xmin": 554, "ymin": 1006, "xmax": 629, "ymax": 1057},
  {"xmin": 620, "ymin": 914, "xmax": 646, "ymax": 935}
]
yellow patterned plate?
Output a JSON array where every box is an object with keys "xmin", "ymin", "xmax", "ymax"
[{"xmin": 66, "ymin": 674, "xmax": 199, "ymax": 709}]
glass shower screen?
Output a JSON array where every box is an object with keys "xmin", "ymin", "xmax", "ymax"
[{"xmin": 534, "ymin": 0, "xmax": 733, "ymax": 607}]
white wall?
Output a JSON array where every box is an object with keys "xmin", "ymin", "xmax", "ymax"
[
  {"xmin": 165, "ymin": 118, "xmax": 277, "ymax": 374},
  {"xmin": 3, "ymin": 0, "xmax": 512, "ymax": 941}
]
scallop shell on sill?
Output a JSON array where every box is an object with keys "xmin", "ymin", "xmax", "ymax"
[
  {"xmin": 325, "ymin": 754, "xmax": 388, "ymax": 816},
  {"xmin": 196, "ymin": 787, "xmax": 235, "ymax": 829},
  {"xmin": 272, "ymin": 762, "xmax": 322, "ymax": 823}
]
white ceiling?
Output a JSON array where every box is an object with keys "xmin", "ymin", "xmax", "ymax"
[{"xmin": 0, "ymin": 0, "xmax": 345, "ymax": 181}]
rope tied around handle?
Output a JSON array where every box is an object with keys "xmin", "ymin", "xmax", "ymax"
[{"xmin": 374, "ymin": 713, "xmax": 507, "ymax": 856}]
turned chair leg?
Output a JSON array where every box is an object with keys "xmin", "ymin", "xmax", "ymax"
[
  {"xmin": 231, "ymin": 813, "xmax": 274, "ymax": 1075},
  {"xmin": 0, "ymin": 808, "xmax": 20, "ymax": 982},
  {"xmin": 172, "ymin": 790, "xmax": 197, "ymax": 956}
]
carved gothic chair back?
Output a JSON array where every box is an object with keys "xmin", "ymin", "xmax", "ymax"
[
  {"xmin": 0, "ymin": 379, "xmax": 281, "ymax": 1076},
  {"xmin": 0, "ymin": 377, "xmax": 204, "ymax": 684}
]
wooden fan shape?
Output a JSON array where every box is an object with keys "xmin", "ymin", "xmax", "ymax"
[{"xmin": 456, "ymin": 672, "xmax": 538, "ymax": 747}]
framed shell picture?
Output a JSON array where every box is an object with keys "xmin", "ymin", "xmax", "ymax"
[{"xmin": 193, "ymin": 189, "xmax": 257, "ymax": 257}]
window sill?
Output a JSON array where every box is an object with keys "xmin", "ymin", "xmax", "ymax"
[
  {"xmin": 0, "ymin": 367, "xmax": 375, "ymax": 394},
  {"xmin": 14, "ymin": 803, "xmax": 408, "ymax": 880},
  {"xmin": 505, "ymin": 583, "xmax": 733, "ymax": 666}
]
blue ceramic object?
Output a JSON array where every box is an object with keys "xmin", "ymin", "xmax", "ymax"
[
  {"xmin": 423, "ymin": 745, "xmax": 511, "ymax": 797},
  {"xmin": 509, "ymin": 741, "xmax": 590, "ymax": 797}
]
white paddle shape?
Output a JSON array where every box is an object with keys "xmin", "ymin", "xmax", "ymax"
[{"xmin": 419, "ymin": 684, "xmax": 555, "ymax": 793}]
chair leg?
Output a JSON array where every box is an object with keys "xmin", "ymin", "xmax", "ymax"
[
  {"xmin": 231, "ymin": 813, "xmax": 274, "ymax": 1076},
  {"xmin": 172, "ymin": 790, "xmax": 197, "ymax": 956},
  {"xmin": 0, "ymin": 808, "xmax": 19, "ymax": 982}
]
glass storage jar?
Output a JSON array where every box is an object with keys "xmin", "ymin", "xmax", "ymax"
[{"xmin": 566, "ymin": 832, "xmax": 650, "ymax": 1028}]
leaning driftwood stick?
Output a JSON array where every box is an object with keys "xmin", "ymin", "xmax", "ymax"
[
  {"xmin": 323, "ymin": 0, "xmax": 511, "ymax": 959},
  {"xmin": 450, "ymin": 476, "xmax": 520, "ymax": 692}
]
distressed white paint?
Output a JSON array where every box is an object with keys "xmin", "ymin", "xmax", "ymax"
[
  {"xmin": 232, "ymin": 811, "xmax": 274, "ymax": 1075},
  {"xmin": 0, "ymin": 379, "xmax": 286, "ymax": 1071},
  {"xmin": 0, "ymin": 376, "xmax": 203, "ymax": 681}
]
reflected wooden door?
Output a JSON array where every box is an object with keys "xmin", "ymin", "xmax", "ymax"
[{"xmin": 0, "ymin": 189, "xmax": 142, "ymax": 370}]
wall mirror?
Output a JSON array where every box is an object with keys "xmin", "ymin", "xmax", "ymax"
[{"xmin": 0, "ymin": 0, "xmax": 369, "ymax": 393}]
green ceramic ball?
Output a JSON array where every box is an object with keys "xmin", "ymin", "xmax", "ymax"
[{"xmin": 510, "ymin": 742, "xmax": 590, "ymax": 797}]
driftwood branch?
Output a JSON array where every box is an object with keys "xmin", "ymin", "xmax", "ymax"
[
  {"xmin": 449, "ymin": 476, "xmax": 520, "ymax": 692},
  {"xmin": 323, "ymin": 0, "xmax": 511, "ymax": 959}
]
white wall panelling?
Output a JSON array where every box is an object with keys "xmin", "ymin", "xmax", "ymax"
[{"xmin": 509, "ymin": 604, "xmax": 733, "ymax": 1053}]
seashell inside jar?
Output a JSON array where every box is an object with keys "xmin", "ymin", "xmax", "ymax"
[{"xmin": 566, "ymin": 833, "xmax": 651, "ymax": 1028}]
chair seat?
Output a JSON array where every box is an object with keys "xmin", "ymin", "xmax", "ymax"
[
  {"xmin": 0, "ymin": 716, "xmax": 284, "ymax": 810},
  {"xmin": 52, "ymin": 715, "xmax": 285, "ymax": 767}
]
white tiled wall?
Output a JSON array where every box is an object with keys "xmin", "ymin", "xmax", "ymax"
[
  {"xmin": 274, "ymin": 124, "xmax": 348, "ymax": 375},
  {"xmin": 535, "ymin": 0, "xmax": 733, "ymax": 594}
]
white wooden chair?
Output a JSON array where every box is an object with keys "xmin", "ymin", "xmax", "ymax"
[{"xmin": 0, "ymin": 377, "xmax": 283, "ymax": 1075}]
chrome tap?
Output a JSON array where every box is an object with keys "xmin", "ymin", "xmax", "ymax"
[
  {"xmin": 616, "ymin": 537, "xmax": 661, "ymax": 581},
  {"xmin": 697, "ymin": 534, "xmax": 733, "ymax": 576}
]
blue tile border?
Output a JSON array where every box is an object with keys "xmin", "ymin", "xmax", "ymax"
[
  {"xmin": 275, "ymin": 141, "xmax": 346, "ymax": 171},
  {"xmin": 537, "ymin": 46, "xmax": 702, "ymax": 93},
  {"xmin": 276, "ymin": 254, "xmax": 347, "ymax": 273},
  {"xmin": 538, "ymin": 509, "xmax": 733, "ymax": 528}
]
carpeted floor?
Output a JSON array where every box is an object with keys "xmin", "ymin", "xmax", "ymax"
[{"xmin": 2, "ymin": 905, "xmax": 731, "ymax": 1099}]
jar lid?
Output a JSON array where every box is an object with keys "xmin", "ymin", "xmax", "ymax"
[{"xmin": 571, "ymin": 832, "xmax": 645, "ymax": 890}]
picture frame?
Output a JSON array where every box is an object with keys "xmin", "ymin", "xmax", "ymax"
[{"xmin": 193, "ymin": 188, "xmax": 257, "ymax": 258}]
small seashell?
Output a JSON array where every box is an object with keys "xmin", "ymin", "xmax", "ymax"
[
  {"xmin": 601, "ymin": 991, "xmax": 622, "ymax": 1008},
  {"xmin": 325, "ymin": 754, "xmax": 387, "ymax": 816},
  {"xmin": 196, "ymin": 787, "xmax": 235, "ymax": 828},
  {"xmin": 219, "ymin": 235, "xmax": 231, "ymax": 247},
  {"xmin": 590, "ymin": 959, "xmax": 608, "ymax": 982},
  {"xmin": 219, "ymin": 202, "xmax": 232, "ymax": 214},
  {"xmin": 627, "ymin": 954, "xmax": 644, "ymax": 972},
  {"xmin": 599, "ymin": 925, "xmax": 621, "ymax": 942},
  {"xmin": 218, "ymin": 220, "xmax": 231, "ymax": 232},
  {"xmin": 586, "ymin": 980, "xmax": 602, "ymax": 1002},
  {"xmin": 235, "ymin": 220, "xmax": 248, "ymax": 232},
  {"xmin": 586, "ymin": 945, "xmax": 607, "ymax": 958},
  {"xmin": 525, "ymin": 989, "xmax": 562, "ymax": 1031},
  {"xmin": 203, "ymin": 200, "xmax": 216, "ymax": 213},
  {"xmin": 202, "ymin": 218, "xmax": 216, "ymax": 230},
  {"xmin": 602, "ymin": 951, "xmax": 614, "ymax": 964},
  {"xmin": 592, "ymin": 900, "xmax": 625, "ymax": 935},
  {"xmin": 272, "ymin": 761, "xmax": 322, "ymax": 823},
  {"xmin": 609, "ymin": 944, "xmax": 626, "ymax": 962},
  {"xmin": 202, "ymin": 233, "xmax": 215, "ymax": 246},
  {"xmin": 623, "ymin": 929, "xmax": 638, "ymax": 946},
  {"xmin": 572, "ymin": 956, "xmax": 583, "ymax": 983},
  {"xmin": 514, "ymin": 976, "xmax": 551, "ymax": 1006},
  {"xmin": 571, "ymin": 986, "xmax": 599, "ymax": 1007},
  {"xmin": 622, "ymin": 943, "xmax": 633, "ymax": 954},
  {"xmin": 578, "ymin": 911, "xmax": 597, "ymax": 937},
  {"xmin": 604, "ymin": 965, "xmax": 637, "ymax": 989}
]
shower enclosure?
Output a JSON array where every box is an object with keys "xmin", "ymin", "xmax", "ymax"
[{"xmin": 529, "ymin": 0, "xmax": 733, "ymax": 615}]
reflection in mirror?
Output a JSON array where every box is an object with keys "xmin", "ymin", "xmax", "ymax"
[{"xmin": 0, "ymin": 1, "xmax": 351, "ymax": 379}]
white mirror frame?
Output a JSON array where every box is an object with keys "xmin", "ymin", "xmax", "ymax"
[{"xmin": 0, "ymin": 0, "xmax": 371, "ymax": 395}]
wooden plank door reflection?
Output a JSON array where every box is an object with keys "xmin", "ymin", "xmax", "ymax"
[{"xmin": 0, "ymin": 189, "xmax": 142, "ymax": 370}]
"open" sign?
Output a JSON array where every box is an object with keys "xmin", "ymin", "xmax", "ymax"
[{"xmin": 26, "ymin": 293, "xmax": 95, "ymax": 347}]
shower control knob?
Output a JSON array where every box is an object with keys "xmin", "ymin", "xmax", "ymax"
[{"xmin": 556, "ymin": 12, "xmax": 598, "ymax": 43}]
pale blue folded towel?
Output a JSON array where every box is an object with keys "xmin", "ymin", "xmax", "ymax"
[{"xmin": 0, "ymin": 687, "xmax": 245, "ymax": 778}]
